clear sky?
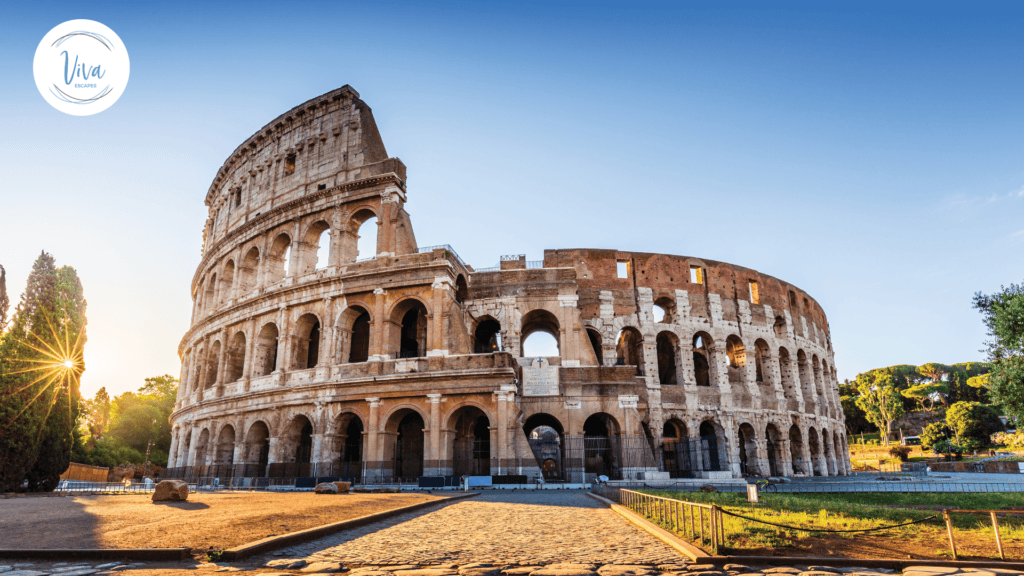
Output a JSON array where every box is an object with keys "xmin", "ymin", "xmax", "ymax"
[{"xmin": 1, "ymin": 0, "xmax": 1021, "ymax": 399}]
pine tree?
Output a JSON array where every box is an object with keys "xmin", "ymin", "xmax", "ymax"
[
  {"xmin": 0, "ymin": 264, "xmax": 9, "ymax": 333},
  {"xmin": 0, "ymin": 253, "xmax": 87, "ymax": 492}
]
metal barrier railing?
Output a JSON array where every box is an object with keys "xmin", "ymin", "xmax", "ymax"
[{"xmin": 593, "ymin": 485, "xmax": 724, "ymax": 553}]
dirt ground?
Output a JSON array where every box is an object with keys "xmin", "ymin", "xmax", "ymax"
[{"xmin": 0, "ymin": 491, "xmax": 443, "ymax": 553}]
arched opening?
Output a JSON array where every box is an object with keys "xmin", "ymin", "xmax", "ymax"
[
  {"xmin": 521, "ymin": 309, "xmax": 561, "ymax": 358},
  {"xmin": 391, "ymin": 300, "xmax": 428, "ymax": 359},
  {"xmin": 194, "ymin": 428, "xmax": 211, "ymax": 467},
  {"xmin": 225, "ymin": 331, "xmax": 246, "ymax": 382},
  {"xmin": 448, "ymin": 406, "xmax": 491, "ymax": 477},
  {"xmin": 473, "ymin": 317, "xmax": 502, "ymax": 354},
  {"xmin": 754, "ymin": 339, "xmax": 769, "ymax": 384},
  {"xmin": 822, "ymin": 427, "xmax": 835, "ymax": 476},
  {"xmin": 662, "ymin": 419, "xmax": 691, "ymax": 478},
  {"xmin": 524, "ymin": 414, "xmax": 565, "ymax": 482},
  {"xmin": 238, "ymin": 247, "xmax": 260, "ymax": 294},
  {"xmin": 813, "ymin": 355, "xmax": 826, "ymax": 416},
  {"xmin": 344, "ymin": 308, "xmax": 371, "ymax": 363},
  {"xmin": 779, "ymin": 347, "xmax": 799, "ymax": 411},
  {"xmin": 615, "ymin": 327, "xmax": 643, "ymax": 369},
  {"xmin": 797, "ymin": 350, "xmax": 814, "ymax": 407},
  {"xmin": 215, "ymin": 425, "xmax": 236, "ymax": 467},
  {"xmin": 220, "ymin": 260, "xmax": 235, "ymax": 305},
  {"xmin": 281, "ymin": 415, "xmax": 314, "ymax": 477},
  {"xmin": 656, "ymin": 331, "xmax": 679, "ymax": 385},
  {"xmin": 353, "ymin": 211, "xmax": 378, "ymax": 261},
  {"xmin": 725, "ymin": 335, "xmax": 747, "ymax": 383},
  {"xmin": 808, "ymin": 427, "xmax": 822, "ymax": 476},
  {"xmin": 293, "ymin": 313, "xmax": 321, "ymax": 369},
  {"xmin": 204, "ymin": 341, "xmax": 222, "ymax": 389},
  {"xmin": 244, "ymin": 421, "xmax": 271, "ymax": 477},
  {"xmin": 738, "ymin": 423, "xmax": 759, "ymax": 476},
  {"xmin": 204, "ymin": 274, "xmax": 218, "ymax": 313},
  {"xmin": 773, "ymin": 315, "xmax": 787, "ymax": 339},
  {"xmin": 789, "ymin": 424, "xmax": 806, "ymax": 475},
  {"xmin": 698, "ymin": 421, "xmax": 724, "ymax": 472},
  {"xmin": 583, "ymin": 413, "xmax": 620, "ymax": 480},
  {"xmin": 765, "ymin": 424, "xmax": 783, "ymax": 477},
  {"xmin": 268, "ymin": 233, "xmax": 291, "ymax": 283},
  {"xmin": 254, "ymin": 323, "xmax": 279, "ymax": 376},
  {"xmin": 586, "ymin": 328, "xmax": 603, "ymax": 366},
  {"xmin": 653, "ymin": 296, "xmax": 676, "ymax": 324},
  {"xmin": 384, "ymin": 409, "xmax": 425, "ymax": 481},
  {"xmin": 180, "ymin": 430, "xmax": 192, "ymax": 468},
  {"xmin": 454, "ymin": 275, "xmax": 468, "ymax": 304},
  {"xmin": 693, "ymin": 333, "xmax": 714, "ymax": 387},
  {"xmin": 334, "ymin": 413, "xmax": 363, "ymax": 480},
  {"xmin": 304, "ymin": 220, "xmax": 331, "ymax": 272}
]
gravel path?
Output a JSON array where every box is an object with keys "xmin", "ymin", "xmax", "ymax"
[{"xmin": 285, "ymin": 490, "xmax": 682, "ymax": 565}]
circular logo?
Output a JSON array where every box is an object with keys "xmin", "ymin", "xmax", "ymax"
[{"xmin": 33, "ymin": 20, "xmax": 130, "ymax": 116}]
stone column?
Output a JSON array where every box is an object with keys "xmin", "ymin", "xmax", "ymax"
[
  {"xmin": 377, "ymin": 186, "xmax": 404, "ymax": 257},
  {"xmin": 427, "ymin": 394, "xmax": 442, "ymax": 475},
  {"xmin": 495, "ymin": 384, "xmax": 516, "ymax": 475},
  {"xmin": 369, "ymin": 288, "xmax": 388, "ymax": 361},
  {"xmin": 428, "ymin": 280, "xmax": 449, "ymax": 357},
  {"xmin": 366, "ymin": 397, "xmax": 381, "ymax": 473},
  {"xmin": 167, "ymin": 429, "xmax": 179, "ymax": 470}
]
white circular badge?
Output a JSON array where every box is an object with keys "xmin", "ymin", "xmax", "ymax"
[{"xmin": 33, "ymin": 20, "xmax": 130, "ymax": 116}]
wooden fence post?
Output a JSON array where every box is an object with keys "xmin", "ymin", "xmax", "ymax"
[
  {"xmin": 991, "ymin": 511, "xmax": 1006, "ymax": 560},
  {"xmin": 944, "ymin": 510, "xmax": 957, "ymax": 560}
]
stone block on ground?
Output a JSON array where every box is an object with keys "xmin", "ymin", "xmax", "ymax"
[
  {"xmin": 151, "ymin": 479, "xmax": 189, "ymax": 502},
  {"xmin": 315, "ymin": 482, "xmax": 340, "ymax": 494},
  {"xmin": 529, "ymin": 568, "xmax": 598, "ymax": 576},
  {"xmin": 722, "ymin": 567, "xmax": 753, "ymax": 573},
  {"xmin": 267, "ymin": 559, "xmax": 308, "ymax": 569},
  {"xmin": 598, "ymin": 566, "xmax": 660, "ymax": 576},
  {"xmin": 332, "ymin": 481, "xmax": 352, "ymax": 494},
  {"xmin": 461, "ymin": 568, "xmax": 502, "ymax": 576},
  {"xmin": 685, "ymin": 567, "xmax": 717, "ymax": 573}
]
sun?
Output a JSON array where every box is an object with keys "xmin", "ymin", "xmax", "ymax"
[{"xmin": 63, "ymin": 359, "xmax": 75, "ymax": 369}]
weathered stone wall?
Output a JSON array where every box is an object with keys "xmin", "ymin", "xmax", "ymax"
[{"xmin": 167, "ymin": 85, "xmax": 851, "ymax": 482}]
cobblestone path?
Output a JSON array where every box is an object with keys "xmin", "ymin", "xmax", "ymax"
[{"xmin": 285, "ymin": 490, "xmax": 682, "ymax": 565}]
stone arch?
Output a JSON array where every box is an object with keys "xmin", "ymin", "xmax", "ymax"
[
  {"xmin": 254, "ymin": 323, "xmax": 279, "ymax": 376},
  {"xmin": 389, "ymin": 298, "xmax": 428, "ymax": 359},
  {"xmin": 473, "ymin": 316, "xmax": 502, "ymax": 354},
  {"xmin": 789, "ymin": 424, "xmax": 806, "ymax": 476},
  {"xmin": 382, "ymin": 407, "xmax": 426, "ymax": 481},
  {"xmin": 345, "ymin": 207, "xmax": 378, "ymax": 263},
  {"xmin": 238, "ymin": 246, "xmax": 260, "ymax": 294},
  {"xmin": 725, "ymin": 335, "xmax": 747, "ymax": 381},
  {"xmin": 773, "ymin": 315, "xmax": 787, "ymax": 339},
  {"xmin": 225, "ymin": 331, "xmax": 246, "ymax": 382},
  {"xmin": 832, "ymin": 430, "xmax": 844, "ymax": 476},
  {"xmin": 583, "ymin": 412, "xmax": 621, "ymax": 480},
  {"xmin": 807, "ymin": 427, "xmax": 823, "ymax": 476},
  {"xmin": 797, "ymin": 349, "xmax": 814, "ymax": 409},
  {"xmin": 332, "ymin": 412, "xmax": 364, "ymax": 479},
  {"xmin": 180, "ymin": 429, "xmax": 192, "ymax": 468},
  {"xmin": 822, "ymin": 427, "xmax": 836, "ymax": 476},
  {"xmin": 219, "ymin": 260, "xmax": 235, "ymax": 305},
  {"xmin": 656, "ymin": 331, "xmax": 679, "ymax": 385},
  {"xmin": 521, "ymin": 309, "xmax": 561, "ymax": 357},
  {"xmin": 737, "ymin": 422, "xmax": 760, "ymax": 476},
  {"xmin": 243, "ymin": 420, "xmax": 271, "ymax": 475},
  {"xmin": 524, "ymin": 413, "xmax": 565, "ymax": 482},
  {"xmin": 454, "ymin": 274, "xmax": 468, "ymax": 304},
  {"xmin": 446, "ymin": 405, "xmax": 492, "ymax": 477},
  {"xmin": 754, "ymin": 339, "xmax": 772, "ymax": 385},
  {"xmin": 692, "ymin": 332, "xmax": 716, "ymax": 387},
  {"xmin": 281, "ymin": 414, "xmax": 315, "ymax": 473},
  {"xmin": 204, "ymin": 340, "xmax": 222, "ymax": 389},
  {"xmin": 267, "ymin": 232, "xmax": 291, "ymax": 283},
  {"xmin": 337, "ymin": 305, "xmax": 371, "ymax": 363},
  {"xmin": 653, "ymin": 296, "xmax": 676, "ymax": 324},
  {"xmin": 302, "ymin": 219, "xmax": 332, "ymax": 273},
  {"xmin": 662, "ymin": 418, "xmax": 691, "ymax": 478},
  {"xmin": 779, "ymin": 347, "xmax": 800, "ymax": 411},
  {"xmin": 698, "ymin": 420, "xmax": 727, "ymax": 472},
  {"xmin": 616, "ymin": 326, "xmax": 643, "ymax": 368},
  {"xmin": 812, "ymin": 354, "xmax": 827, "ymax": 416},
  {"xmin": 292, "ymin": 313, "xmax": 322, "ymax": 369},
  {"xmin": 586, "ymin": 328, "xmax": 603, "ymax": 366},
  {"xmin": 194, "ymin": 427, "xmax": 211, "ymax": 467},
  {"xmin": 204, "ymin": 273, "xmax": 218, "ymax": 313},
  {"xmin": 765, "ymin": 423, "xmax": 783, "ymax": 477},
  {"xmin": 215, "ymin": 424, "xmax": 236, "ymax": 466}
]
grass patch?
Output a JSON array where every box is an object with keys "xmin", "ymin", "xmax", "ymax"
[{"xmin": 636, "ymin": 490, "xmax": 1024, "ymax": 551}]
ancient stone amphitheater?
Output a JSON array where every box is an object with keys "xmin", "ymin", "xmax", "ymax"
[{"xmin": 166, "ymin": 85, "xmax": 850, "ymax": 485}]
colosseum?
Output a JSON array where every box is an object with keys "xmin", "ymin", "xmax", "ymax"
[{"xmin": 165, "ymin": 85, "xmax": 851, "ymax": 486}]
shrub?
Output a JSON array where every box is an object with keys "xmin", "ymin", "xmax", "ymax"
[
  {"xmin": 921, "ymin": 422, "xmax": 952, "ymax": 450},
  {"xmin": 889, "ymin": 446, "xmax": 911, "ymax": 461},
  {"xmin": 933, "ymin": 439, "xmax": 964, "ymax": 456},
  {"xmin": 992, "ymin": 430, "xmax": 1024, "ymax": 448}
]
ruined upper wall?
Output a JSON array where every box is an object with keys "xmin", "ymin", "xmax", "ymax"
[
  {"xmin": 200, "ymin": 85, "xmax": 406, "ymax": 254},
  {"xmin": 543, "ymin": 248, "xmax": 832, "ymax": 349}
]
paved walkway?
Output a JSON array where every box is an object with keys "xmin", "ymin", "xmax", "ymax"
[{"xmin": 282, "ymin": 490, "xmax": 683, "ymax": 566}]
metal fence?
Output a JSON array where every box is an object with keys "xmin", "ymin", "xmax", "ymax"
[{"xmin": 593, "ymin": 485, "xmax": 723, "ymax": 553}]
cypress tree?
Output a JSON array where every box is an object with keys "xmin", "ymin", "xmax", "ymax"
[
  {"xmin": 0, "ymin": 264, "xmax": 9, "ymax": 333},
  {"xmin": 0, "ymin": 253, "xmax": 86, "ymax": 492}
]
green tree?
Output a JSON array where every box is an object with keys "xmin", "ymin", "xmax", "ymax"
[
  {"xmin": 0, "ymin": 264, "xmax": 9, "ymax": 333},
  {"xmin": 840, "ymin": 378, "xmax": 873, "ymax": 434},
  {"xmin": 920, "ymin": 421, "xmax": 952, "ymax": 451},
  {"xmin": 901, "ymin": 382, "xmax": 949, "ymax": 412},
  {"xmin": 0, "ymin": 253, "xmax": 86, "ymax": 492},
  {"xmin": 946, "ymin": 401, "xmax": 1003, "ymax": 450},
  {"xmin": 81, "ymin": 387, "xmax": 112, "ymax": 442},
  {"xmin": 106, "ymin": 375, "xmax": 178, "ymax": 465},
  {"xmin": 855, "ymin": 372, "xmax": 905, "ymax": 447},
  {"xmin": 974, "ymin": 282, "xmax": 1024, "ymax": 422}
]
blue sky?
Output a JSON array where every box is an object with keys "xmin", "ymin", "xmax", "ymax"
[{"xmin": 1, "ymin": 1, "xmax": 1022, "ymax": 397}]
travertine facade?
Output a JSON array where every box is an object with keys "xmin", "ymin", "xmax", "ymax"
[{"xmin": 166, "ymin": 85, "xmax": 850, "ymax": 483}]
